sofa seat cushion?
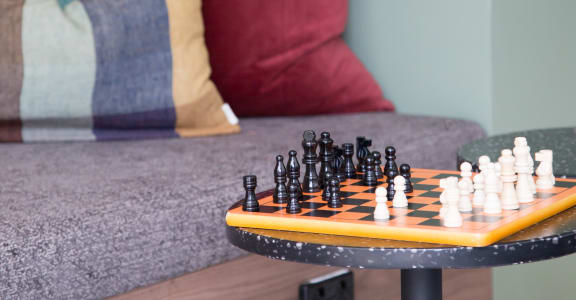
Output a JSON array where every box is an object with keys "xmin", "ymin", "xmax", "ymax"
[{"xmin": 0, "ymin": 112, "xmax": 484, "ymax": 299}]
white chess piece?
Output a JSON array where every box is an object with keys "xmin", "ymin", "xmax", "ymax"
[
  {"xmin": 515, "ymin": 146, "xmax": 535, "ymax": 203},
  {"xmin": 478, "ymin": 155, "xmax": 491, "ymax": 175},
  {"xmin": 494, "ymin": 162, "xmax": 501, "ymax": 177},
  {"xmin": 374, "ymin": 187, "xmax": 390, "ymax": 220},
  {"xmin": 460, "ymin": 162, "xmax": 474, "ymax": 194},
  {"xmin": 440, "ymin": 177, "xmax": 458, "ymax": 218},
  {"xmin": 478, "ymin": 155, "xmax": 492, "ymax": 191},
  {"xmin": 393, "ymin": 176, "xmax": 408, "ymax": 208},
  {"xmin": 472, "ymin": 173, "xmax": 485, "ymax": 206},
  {"xmin": 514, "ymin": 137, "xmax": 537, "ymax": 194},
  {"xmin": 535, "ymin": 150, "xmax": 554, "ymax": 190},
  {"xmin": 444, "ymin": 177, "xmax": 463, "ymax": 227},
  {"xmin": 483, "ymin": 169, "xmax": 502, "ymax": 214},
  {"xmin": 499, "ymin": 149, "xmax": 519, "ymax": 210},
  {"xmin": 458, "ymin": 180, "xmax": 473, "ymax": 212},
  {"xmin": 439, "ymin": 179, "xmax": 448, "ymax": 218},
  {"xmin": 494, "ymin": 162, "xmax": 503, "ymax": 192}
]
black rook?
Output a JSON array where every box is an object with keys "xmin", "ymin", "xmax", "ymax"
[{"xmin": 242, "ymin": 175, "xmax": 259, "ymax": 212}]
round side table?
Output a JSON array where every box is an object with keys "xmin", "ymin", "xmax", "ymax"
[
  {"xmin": 227, "ymin": 204, "xmax": 576, "ymax": 300},
  {"xmin": 458, "ymin": 127, "xmax": 576, "ymax": 178}
]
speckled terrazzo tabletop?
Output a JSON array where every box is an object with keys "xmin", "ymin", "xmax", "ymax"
[{"xmin": 458, "ymin": 127, "xmax": 576, "ymax": 178}]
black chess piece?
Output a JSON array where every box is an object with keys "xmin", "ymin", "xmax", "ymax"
[
  {"xmin": 356, "ymin": 136, "xmax": 366, "ymax": 173},
  {"xmin": 286, "ymin": 183, "xmax": 301, "ymax": 214},
  {"xmin": 386, "ymin": 168, "xmax": 398, "ymax": 201},
  {"xmin": 318, "ymin": 132, "xmax": 334, "ymax": 189},
  {"xmin": 471, "ymin": 163, "xmax": 480, "ymax": 173},
  {"xmin": 400, "ymin": 163, "xmax": 413, "ymax": 193},
  {"xmin": 356, "ymin": 136, "xmax": 365, "ymax": 164},
  {"xmin": 242, "ymin": 175, "xmax": 259, "ymax": 212},
  {"xmin": 356, "ymin": 137, "xmax": 372, "ymax": 173},
  {"xmin": 362, "ymin": 139, "xmax": 372, "ymax": 172},
  {"xmin": 273, "ymin": 155, "xmax": 288, "ymax": 203},
  {"xmin": 286, "ymin": 150, "xmax": 303, "ymax": 200},
  {"xmin": 363, "ymin": 155, "xmax": 378, "ymax": 186},
  {"xmin": 302, "ymin": 130, "xmax": 320, "ymax": 193},
  {"xmin": 333, "ymin": 145, "xmax": 343, "ymax": 170},
  {"xmin": 332, "ymin": 145, "xmax": 346, "ymax": 182},
  {"xmin": 372, "ymin": 151, "xmax": 384, "ymax": 179},
  {"xmin": 322, "ymin": 172, "xmax": 334, "ymax": 201},
  {"xmin": 342, "ymin": 143, "xmax": 356, "ymax": 179},
  {"xmin": 384, "ymin": 146, "xmax": 398, "ymax": 175},
  {"xmin": 328, "ymin": 178, "xmax": 342, "ymax": 208}
]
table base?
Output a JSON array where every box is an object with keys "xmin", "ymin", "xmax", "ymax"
[{"xmin": 401, "ymin": 269, "xmax": 442, "ymax": 300}]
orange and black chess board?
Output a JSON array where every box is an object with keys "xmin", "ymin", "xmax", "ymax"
[{"xmin": 226, "ymin": 169, "xmax": 576, "ymax": 246}]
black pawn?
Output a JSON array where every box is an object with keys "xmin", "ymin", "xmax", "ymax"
[
  {"xmin": 322, "ymin": 172, "xmax": 334, "ymax": 201},
  {"xmin": 386, "ymin": 168, "xmax": 398, "ymax": 201},
  {"xmin": 302, "ymin": 130, "xmax": 320, "ymax": 193},
  {"xmin": 342, "ymin": 143, "xmax": 356, "ymax": 179},
  {"xmin": 242, "ymin": 175, "xmax": 259, "ymax": 212},
  {"xmin": 286, "ymin": 150, "xmax": 303, "ymax": 200},
  {"xmin": 400, "ymin": 163, "xmax": 413, "ymax": 193},
  {"xmin": 384, "ymin": 146, "xmax": 398, "ymax": 175},
  {"xmin": 318, "ymin": 132, "xmax": 334, "ymax": 189},
  {"xmin": 328, "ymin": 178, "xmax": 342, "ymax": 208},
  {"xmin": 363, "ymin": 155, "xmax": 378, "ymax": 186},
  {"xmin": 286, "ymin": 183, "xmax": 301, "ymax": 214},
  {"xmin": 372, "ymin": 151, "xmax": 384, "ymax": 179},
  {"xmin": 273, "ymin": 155, "xmax": 288, "ymax": 204}
]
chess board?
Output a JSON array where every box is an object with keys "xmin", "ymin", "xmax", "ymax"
[{"xmin": 226, "ymin": 169, "xmax": 576, "ymax": 246}]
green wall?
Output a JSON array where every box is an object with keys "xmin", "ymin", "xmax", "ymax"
[
  {"xmin": 492, "ymin": 1, "xmax": 576, "ymax": 300},
  {"xmin": 492, "ymin": 0, "xmax": 576, "ymax": 135},
  {"xmin": 346, "ymin": 1, "xmax": 576, "ymax": 299},
  {"xmin": 345, "ymin": 0, "xmax": 493, "ymax": 133}
]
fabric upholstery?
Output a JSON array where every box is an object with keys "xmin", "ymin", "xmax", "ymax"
[
  {"xmin": 0, "ymin": 0, "xmax": 239, "ymax": 142},
  {"xmin": 203, "ymin": 0, "xmax": 395, "ymax": 117},
  {"xmin": 0, "ymin": 112, "xmax": 484, "ymax": 299}
]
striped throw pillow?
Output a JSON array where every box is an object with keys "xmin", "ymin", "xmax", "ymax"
[{"xmin": 0, "ymin": 0, "xmax": 240, "ymax": 142}]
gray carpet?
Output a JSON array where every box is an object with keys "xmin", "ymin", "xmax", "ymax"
[{"xmin": 0, "ymin": 112, "xmax": 485, "ymax": 299}]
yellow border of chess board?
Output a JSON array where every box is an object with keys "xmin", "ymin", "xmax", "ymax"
[{"xmin": 226, "ymin": 169, "xmax": 576, "ymax": 246}]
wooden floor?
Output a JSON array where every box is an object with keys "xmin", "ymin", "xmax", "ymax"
[{"xmin": 110, "ymin": 255, "xmax": 492, "ymax": 300}]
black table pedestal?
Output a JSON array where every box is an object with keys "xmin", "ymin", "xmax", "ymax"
[{"xmin": 401, "ymin": 269, "xmax": 442, "ymax": 300}]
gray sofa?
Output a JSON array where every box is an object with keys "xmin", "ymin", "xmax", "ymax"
[{"xmin": 0, "ymin": 112, "xmax": 485, "ymax": 299}]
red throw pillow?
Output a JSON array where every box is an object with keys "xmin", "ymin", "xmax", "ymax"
[{"xmin": 202, "ymin": 0, "xmax": 395, "ymax": 117}]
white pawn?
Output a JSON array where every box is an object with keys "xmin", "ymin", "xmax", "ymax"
[
  {"xmin": 514, "ymin": 137, "xmax": 537, "ymax": 194},
  {"xmin": 535, "ymin": 150, "xmax": 554, "ymax": 190},
  {"xmin": 444, "ymin": 178, "xmax": 463, "ymax": 227},
  {"xmin": 483, "ymin": 169, "xmax": 502, "ymax": 214},
  {"xmin": 460, "ymin": 162, "xmax": 474, "ymax": 194},
  {"xmin": 472, "ymin": 173, "xmax": 485, "ymax": 206},
  {"xmin": 393, "ymin": 176, "xmax": 408, "ymax": 208},
  {"xmin": 499, "ymin": 149, "xmax": 519, "ymax": 210},
  {"xmin": 515, "ymin": 146, "xmax": 534, "ymax": 203},
  {"xmin": 440, "ymin": 177, "xmax": 458, "ymax": 218},
  {"xmin": 458, "ymin": 180, "xmax": 473, "ymax": 212},
  {"xmin": 439, "ymin": 178, "xmax": 448, "ymax": 218},
  {"xmin": 374, "ymin": 187, "xmax": 390, "ymax": 220}
]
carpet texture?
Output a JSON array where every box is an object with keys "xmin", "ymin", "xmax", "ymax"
[{"xmin": 0, "ymin": 112, "xmax": 485, "ymax": 299}]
